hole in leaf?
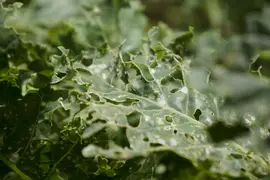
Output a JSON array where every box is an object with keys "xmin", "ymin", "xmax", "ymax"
[
  {"xmin": 193, "ymin": 109, "xmax": 202, "ymax": 120},
  {"xmin": 143, "ymin": 136, "xmax": 149, "ymax": 142},
  {"xmin": 170, "ymin": 88, "xmax": 179, "ymax": 93},
  {"xmin": 88, "ymin": 93, "xmax": 100, "ymax": 101},
  {"xmin": 165, "ymin": 115, "xmax": 173, "ymax": 122},
  {"xmin": 114, "ymin": 151, "xmax": 121, "ymax": 155},
  {"xmin": 105, "ymin": 98, "xmax": 139, "ymax": 106},
  {"xmin": 161, "ymin": 76, "xmax": 173, "ymax": 86},
  {"xmin": 230, "ymin": 153, "xmax": 243, "ymax": 159},
  {"xmin": 173, "ymin": 130, "xmax": 178, "ymax": 134},
  {"xmin": 184, "ymin": 133, "xmax": 194, "ymax": 140},
  {"xmin": 170, "ymin": 67, "xmax": 183, "ymax": 81},
  {"xmin": 93, "ymin": 119, "xmax": 107, "ymax": 124},
  {"xmin": 122, "ymin": 52, "xmax": 130, "ymax": 62},
  {"xmin": 150, "ymin": 143, "xmax": 163, "ymax": 147},
  {"xmin": 126, "ymin": 110, "xmax": 141, "ymax": 128},
  {"xmin": 57, "ymin": 72, "xmax": 66, "ymax": 78},
  {"xmin": 149, "ymin": 48, "xmax": 155, "ymax": 55},
  {"xmin": 82, "ymin": 58, "xmax": 93, "ymax": 66},
  {"xmin": 87, "ymin": 111, "xmax": 94, "ymax": 120}
]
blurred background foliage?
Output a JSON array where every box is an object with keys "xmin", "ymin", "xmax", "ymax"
[
  {"xmin": 2, "ymin": 0, "xmax": 270, "ymax": 153},
  {"xmin": 1, "ymin": 0, "xmax": 270, "ymax": 179},
  {"xmin": 2, "ymin": 0, "xmax": 270, "ymax": 152},
  {"xmin": 142, "ymin": 0, "xmax": 270, "ymax": 73},
  {"xmin": 4, "ymin": 0, "xmax": 270, "ymax": 74},
  {"xmin": 5, "ymin": 0, "xmax": 270, "ymax": 72}
]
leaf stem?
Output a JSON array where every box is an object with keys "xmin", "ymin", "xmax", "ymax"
[
  {"xmin": 20, "ymin": 94, "xmax": 43, "ymax": 160},
  {"xmin": 0, "ymin": 153, "xmax": 32, "ymax": 180},
  {"xmin": 45, "ymin": 141, "xmax": 77, "ymax": 180}
]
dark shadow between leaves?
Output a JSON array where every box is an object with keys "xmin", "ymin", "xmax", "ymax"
[{"xmin": 206, "ymin": 121, "xmax": 250, "ymax": 143}]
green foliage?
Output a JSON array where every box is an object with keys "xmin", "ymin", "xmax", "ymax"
[{"xmin": 0, "ymin": 0, "xmax": 270, "ymax": 180}]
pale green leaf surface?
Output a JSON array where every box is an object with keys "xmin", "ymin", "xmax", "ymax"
[{"xmin": 76, "ymin": 41, "xmax": 270, "ymax": 178}]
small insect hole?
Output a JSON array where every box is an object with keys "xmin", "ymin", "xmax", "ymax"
[
  {"xmin": 193, "ymin": 109, "xmax": 202, "ymax": 120},
  {"xmin": 143, "ymin": 136, "xmax": 149, "ymax": 142}
]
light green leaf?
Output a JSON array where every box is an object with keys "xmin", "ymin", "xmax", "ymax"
[{"xmin": 79, "ymin": 37, "xmax": 270, "ymax": 178}]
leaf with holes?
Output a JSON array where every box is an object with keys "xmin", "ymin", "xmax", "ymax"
[{"xmin": 77, "ymin": 35, "xmax": 270, "ymax": 178}]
